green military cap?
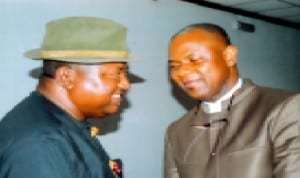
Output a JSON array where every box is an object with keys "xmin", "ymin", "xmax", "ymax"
[{"xmin": 25, "ymin": 16, "xmax": 134, "ymax": 63}]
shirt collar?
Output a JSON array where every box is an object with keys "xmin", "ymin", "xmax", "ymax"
[{"xmin": 201, "ymin": 78, "xmax": 243, "ymax": 113}]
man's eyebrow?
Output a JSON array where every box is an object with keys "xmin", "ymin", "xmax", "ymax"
[
  {"xmin": 121, "ymin": 64, "xmax": 129, "ymax": 71},
  {"xmin": 169, "ymin": 54, "xmax": 194, "ymax": 62},
  {"xmin": 186, "ymin": 53, "xmax": 194, "ymax": 58},
  {"xmin": 168, "ymin": 59, "xmax": 178, "ymax": 63}
]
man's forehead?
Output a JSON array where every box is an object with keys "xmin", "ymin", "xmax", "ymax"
[
  {"xmin": 169, "ymin": 30, "xmax": 227, "ymax": 58},
  {"xmin": 172, "ymin": 28, "xmax": 226, "ymax": 45}
]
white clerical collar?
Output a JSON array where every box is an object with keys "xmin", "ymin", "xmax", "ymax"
[{"xmin": 201, "ymin": 78, "xmax": 243, "ymax": 113}]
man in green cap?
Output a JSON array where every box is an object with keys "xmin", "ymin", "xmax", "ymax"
[{"xmin": 0, "ymin": 16, "xmax": 133, "ymax": 178}]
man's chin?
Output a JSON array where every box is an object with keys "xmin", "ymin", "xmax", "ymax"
[
  {"xmin": 106, "ymin": 106, "xmax": 120, "ymax": 115},
  {"xmin": 188, "ymin": 92, "xmax": 209, "ymax": 101},
  {"xmin": 90, "ymin": 106, "xmax": 121, "ymax": 119}
]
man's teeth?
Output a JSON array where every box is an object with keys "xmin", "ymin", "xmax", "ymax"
[{"xmin": 112, "ymin": 94, "xmax": 121, "ymax": 98}]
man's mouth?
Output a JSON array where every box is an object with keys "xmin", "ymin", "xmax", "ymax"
[
  {"xmin": 183, "ymin": 78, "xmax": 200, "ymax": 89},
  {"xmin": 112, "ymin": 94, "xmax": 121, "ymax": 99},
  {"xmin": 112, "ymin": 94, "xmax": 122, "ymax": 105}
]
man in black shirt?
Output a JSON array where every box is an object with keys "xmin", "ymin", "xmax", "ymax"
[{"xmin": 0, "ymin": 16, "xmax": 133, "ymax": 178}]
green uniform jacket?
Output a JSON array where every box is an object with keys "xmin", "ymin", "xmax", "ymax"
[
  {"xmin": 165, "ymin": 79, "xmax": 300, "ymax": 178},
  {"xmin": 0, "ymin": 92, "xmax": 116, "ymax": 178}
]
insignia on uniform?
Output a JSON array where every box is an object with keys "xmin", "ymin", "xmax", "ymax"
[
  {"xmin": 90, "ymin": 126, "xmax": 99, "ymax": 138},
  {"xmin": 109, "ymin": 159, "xmax": 122, "ymax": 178}
]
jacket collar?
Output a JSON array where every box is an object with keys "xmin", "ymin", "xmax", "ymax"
[
  {"xmin": 201, "ymin": 78, "xmax": 243, "ymax": 113},
  {"xmin": 191, "ymin": 78, "xmax": 256, "ymax": 127}
]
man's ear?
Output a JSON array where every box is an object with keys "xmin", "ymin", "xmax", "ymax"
[
  {"xmin": 223, "ymin": 45, "xmax": 238, "ymax": 67},
  {"xmin": 55, "ymin": 66, "xmax": 75, "ymax": 90}
]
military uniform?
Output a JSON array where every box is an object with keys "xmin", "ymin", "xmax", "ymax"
[{"xmin": 0, "ymin": 92, "xmax": 118, "ymax": 178}]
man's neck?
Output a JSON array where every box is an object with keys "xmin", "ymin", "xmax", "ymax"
[
  {"xmin": 202, "ymin": 78, "xmax": 243, "ymax": 113},
  {"xmin": 37, "ymin": 78, "xmax": 85, "ymax": 121}
]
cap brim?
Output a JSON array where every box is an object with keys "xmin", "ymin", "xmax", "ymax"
[{"xmin": 24, "ymin": 48, "xmax": 140, "ymax": 63}]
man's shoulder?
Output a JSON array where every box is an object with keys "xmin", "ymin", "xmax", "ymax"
[
  {"xmin": 0, "ymin": 92, "xmax": 66, "ymax": 148},
  {"xmin": 166, "ymin": 106, "xmax": 197, "ymax": 133},
  {"xmin": 259, "ymin": 85, "xmax": 296, "ymax": 96},
  {"xmin": 243, "ymin": 79, "xmax": 298, "ymax": 106},
  {"xmin": 256, "ymin": 84, "xmax": 298, "ymax": 105},
  {"xmin": 0, "ymin": 118, "xmax": 64, "ymax": 147},
  {"xmin": 1, "ymin": 92, "xmax": 43, "ymax": 120}
]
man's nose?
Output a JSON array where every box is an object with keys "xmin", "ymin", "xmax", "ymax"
[
  {"xmin": 176, "ymin": 63, "xmax": 195, "ymax": 76},
  {"xmin": 118, "ymin": 75, "xmax": 131, "ymax": 90}
]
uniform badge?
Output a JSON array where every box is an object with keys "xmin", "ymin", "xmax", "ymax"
[
  {"xmin": 109, "ymin": 159, "xmax": 122, "ymax": 178},
  {"xmin": 90, "ymin": 126, "xmax": 99, "ymax": 138}
]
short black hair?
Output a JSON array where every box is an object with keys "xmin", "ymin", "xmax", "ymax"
[
  {"xmin": 171, "ymin": 23, "xmax": 231, "ymax": 45},
  {"xmin": 42, "ymin": 60, "xmax": 71, "ymax": 78}
]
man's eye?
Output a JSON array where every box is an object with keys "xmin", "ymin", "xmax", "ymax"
[
  {"xmin": 106, "ymin": 73, "xmax": 121, "ymax": 78},
  {"xmin": 190, "ymin": 58, "xmax": 204, "ymax": 63},
  {"xmin": 169, "ymin": 63, "xmax": 179, "ymax": 69}
]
